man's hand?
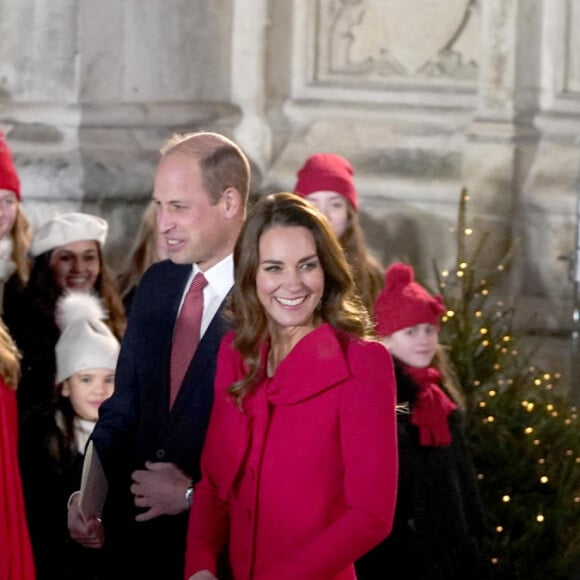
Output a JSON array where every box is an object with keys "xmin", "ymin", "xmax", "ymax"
[
  {"xmin": 131, "ymin": 461, "xmax": 191, "ymax": 522},
  {"xmin": 67, "ymin": 492, "xmax": 104, "ymax": 548}
]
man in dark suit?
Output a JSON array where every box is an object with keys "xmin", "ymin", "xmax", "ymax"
[{"xmin": 67, "ymin": 132, "xmax": 250, "ymax": 579}]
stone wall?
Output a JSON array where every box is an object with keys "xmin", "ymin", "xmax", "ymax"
[{"xmin": 1, "ymin": 0, "xmax": 579, "ymax": 384}]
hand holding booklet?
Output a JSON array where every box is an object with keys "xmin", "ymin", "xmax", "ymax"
[{"xmin": 79, "ymin": 440, "xmax": 108, "ymax": 521}]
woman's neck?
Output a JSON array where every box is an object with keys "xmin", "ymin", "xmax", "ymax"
[
  {"xmin": 267, "ymin": 340, "xmax": 295, "ymax": 377},
  {"xmin": 267, "ymin": 322, "xmax": 320, "ymax": 376}
]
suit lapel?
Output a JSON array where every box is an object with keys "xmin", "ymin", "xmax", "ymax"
[{"xmin": 148, "ymin": 265, "xmax": 191, "ymax": 423}]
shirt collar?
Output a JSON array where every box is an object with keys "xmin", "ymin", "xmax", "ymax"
[{"xmin": 192, "ymin": 254, "xmax": 234, "ymax": 299}]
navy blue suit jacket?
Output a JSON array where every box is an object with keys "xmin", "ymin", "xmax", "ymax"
[{"xmin": 92, "ymin": 259, "xmax": 230, "ymax": 579}]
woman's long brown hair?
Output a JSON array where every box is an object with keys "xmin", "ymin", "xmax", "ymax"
[
  {"xmin": 117, "ymin": 203, "xmax": 159, "ymax": 301},
  {"xmin": 11, "ymin": 205, "xmax": 32, "ymax": 284},
  {"xmin": 339, "ymin": 205, "xmax": 384, "ymax": 317},
  {"xmin": 228, "ymin": 192, "xmax": 373, "ymax": 407}
]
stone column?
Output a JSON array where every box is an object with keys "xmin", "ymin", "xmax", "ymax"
[
  {"xmin": 0, "ymin": 0, "xmax": 244, "ymax": 267},
  {"xmin": 0, "ymin": 0, "xmax": 86, "ymax": 217},
  {"xmin": 461, "ymin": 0, "xmax": 543, "ymax": 300},
  {"xmin": 532, "ymin": 0, "xmax": 580, "ymax": 392},
  {"xmin": 462, "ymin": 0, "xmax": 541, "ymax": 232},
  {"xmin": 230, "ymin": 0, "xmax": 272, "ymax": 179}
]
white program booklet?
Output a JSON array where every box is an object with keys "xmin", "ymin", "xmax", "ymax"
[{"xmin": 78, "ymin": 440, "xmax": 108, "ymax": 520}]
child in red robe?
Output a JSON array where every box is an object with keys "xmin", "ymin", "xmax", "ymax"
[{"xmin": 0, "ymin": 318, "xmax": 35, "ymax": 579}]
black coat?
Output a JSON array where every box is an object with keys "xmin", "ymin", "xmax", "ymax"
[
  {"xmin": 91, "ymin": 260, "xmax": 231, "ymax": 579},
  {"xmin": 356, "ymin": 360, "xmax": 484, "ymax": 580},
  {"xmin": 2, "ymin": 270, "xmax": 25, "ymax": 338},
  {"xmin": 6, "ymin": 279, "xmax": 60, "ymax": 421},
  {"xmin": 19, "ymin": 406, "xmax": 107, "ymax": 580}
]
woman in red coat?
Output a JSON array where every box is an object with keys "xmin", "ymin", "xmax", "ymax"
[
  {"xmin": 0, "ymin": 319, "xmax": 35, "ymax": 580},
  {"xmin": 185, "ymin": 192, "xmax": 398, "ymax": 580}
]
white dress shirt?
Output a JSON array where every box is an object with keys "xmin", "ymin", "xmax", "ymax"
[{"xmin": 176, "ymin": 254, "xmax": 234, "ymax": 339}]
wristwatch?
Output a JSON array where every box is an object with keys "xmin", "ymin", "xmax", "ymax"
[{"xmin": 184, "ymin": 483, "xmax": 194, "ymax": 508}]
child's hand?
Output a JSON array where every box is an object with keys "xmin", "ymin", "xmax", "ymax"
[
  {"xmin": 189, "ymin": 572, "xmax": 218, "ymax": 580},
  {"xmin": 67, "ymin": 491, "xmax": 104, "ymax": 548}
]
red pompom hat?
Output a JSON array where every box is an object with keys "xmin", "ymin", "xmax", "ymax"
[
  {"xmin": 374, "ymin": 262, "xmax": 445, "ymax": 337},
  {"xmin": 293, "ymin": 153, "xmax": 358, "ymax": 210},
  {"xmin": 0, "ymin": 132, "xmax": 20, "ymax": 200}
]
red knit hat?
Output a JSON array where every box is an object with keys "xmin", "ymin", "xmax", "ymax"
[
  {"xmin": 374, "ymin": 262, "xmax": 445, "ymax": 336},
  {"xmin": 0, "ymin": 132, "xmax": 20, "ymax": 200},
  {"xmin": 293, "ymin": 153, "xmax": 358, "ymax": 210}
]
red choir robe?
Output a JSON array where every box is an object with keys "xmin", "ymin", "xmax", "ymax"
[{"xmin": 0, "ymin": 377, "xmax": 35, "ymax": 579}]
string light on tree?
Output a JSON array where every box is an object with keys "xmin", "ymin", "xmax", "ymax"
[{"xmin": 435, "ymin": 188, "xmax": 580, "ymax": 579}]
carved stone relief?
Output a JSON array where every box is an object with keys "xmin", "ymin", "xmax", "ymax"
[{"xmin": 314, "ymin": 0, "xmax": 481, "ymax": 85}]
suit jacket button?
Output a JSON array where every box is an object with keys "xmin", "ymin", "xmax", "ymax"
[{"xmin": 155, "ymin": 449, "xmax": 165, "ymax": 459}]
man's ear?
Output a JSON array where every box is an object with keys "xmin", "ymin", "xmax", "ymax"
[{"xmin": 222, "ymin": 186, "xmax": 242, "ymax": 218}]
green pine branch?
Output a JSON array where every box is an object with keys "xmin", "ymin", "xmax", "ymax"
[{"xmin": 436, "ymin": 188, "xmax": 580, "ymax": 580}]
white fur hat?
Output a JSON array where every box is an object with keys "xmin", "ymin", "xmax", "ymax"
[
  {"xmin": 30, "ymin": 212, "xmax": 108, "ymax": 257},
  {"xmin": 55, "ymin": 292, "xmax": 120, "ymax": 384}
]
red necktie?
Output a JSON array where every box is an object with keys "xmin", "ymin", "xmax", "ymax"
[{"xmin": 169, "ymin": 273, "xmax": 208, "ymax": 408}]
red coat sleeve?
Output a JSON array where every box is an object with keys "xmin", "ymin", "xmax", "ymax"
[
  {"xmin": 0, "ymin": 379, "xmax": 36, "ymax": 580},
  {"xmin": 184, "ymin": 332, "xmax": 240, "ymax": 578},
  {"xmin": 255, "ymin": 340, "xmax": 398, "ymax": 580}
]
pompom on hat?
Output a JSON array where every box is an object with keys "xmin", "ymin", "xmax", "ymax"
[
  {"xmin": 293, "ymin": 153, "xmax": 358, "ymax": 210},
  {"xmin": 374, "ymin": 262, "xmax": 446, "ymax": 337},
  {"xmin": 55, "ymin": 291, "xmax": 120, "ymax": 384},
  {"xmin": 0, "ymin": 131, "xmax": 21, "ymax": 199},
  {"xmin": 30, "ymin": 212, "xmax": 108, "ymax": 257}
]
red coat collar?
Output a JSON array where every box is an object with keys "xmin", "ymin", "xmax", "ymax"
[{"xmin": 257, "ymin": 323, "xmax": 353, "ymax": 406}]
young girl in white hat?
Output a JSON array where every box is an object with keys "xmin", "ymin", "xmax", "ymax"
[
  {"xmin": 19, "ymin": 292, "xmax": 119, "ymax": 580},
  {"xmin": 13, "ymin": 212, "xmax": 125, "ymax": 418}
]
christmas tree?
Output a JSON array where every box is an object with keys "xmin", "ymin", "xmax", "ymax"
[{"xmin": 436, "ymin": 189, "xmax": 580, "ymax": 580}]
